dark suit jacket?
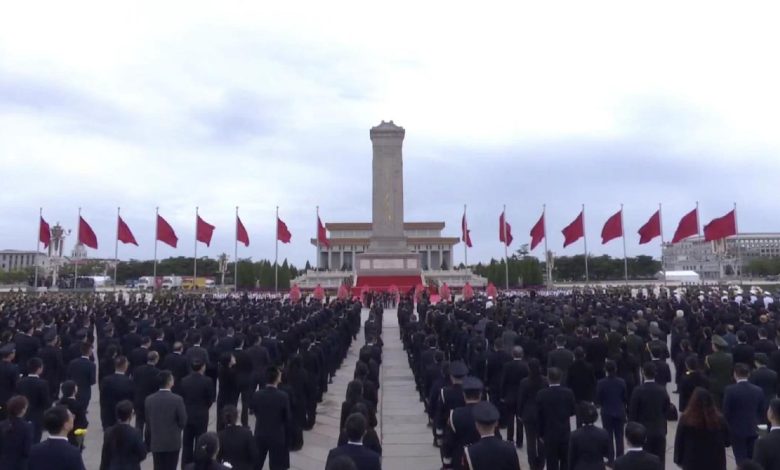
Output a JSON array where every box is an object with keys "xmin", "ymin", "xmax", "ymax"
[
  {"xmin": 100, "ymin": 373, "xmax": 135, "ymax": 427},
  {"xmin": 613, "ymin": 449, "xmax": 662, "ymax": 470},
  {"xmin": 750, "ymin": 367, "xmax": 778, "ymax": 406},
  {"xmin": 180, "ymin": 373, "xmax": 215, "ymax": 428},
  {"xmin": 628, "ymin": 381, "xmax": 670, "ymax": 437},
  {"xmin": 568, "ymin": 424, "xmax": 611, "ymax": 470},
  {"xmin": 16, "ymin": 375, "xmax": 51, "ymax": 424},
  {"xmin": 250, "ymin": 386, "xmax": 290, "ymax": 445},
  {"xmin": 100, "ymin": 422, "xmax": 147, "ymax": 470},
  {"xmin": 596, "ymin": 376, "xmax": 627, "ymax": 419},
  {"xmin": 536, "ymin": 385, "xmax": 576, "ymax": 440},
  {"xmin": 723, "ymin": 380, "xmax": 765, "ymax": 437},
  {"xmin": 678, "ymin": 370, "xmax": 709, "ymax": 412},
  {"xmin": 547, "ymin": 348, "xmax": 574, "ymax": 382},
  {"xmin": 568, "ymin": 360, "xmax": 597, "ymax": 402},
  {"xmin": 0, "ymin": 417, "xmax": 33, "ymax": 470},
  {"xmin": 325, "ymin": 443, "xmax": 381, "ymax": 470},
  {"xmin": 754, "ymin": 428, "xmax": 780, "ymax": 470},
  {"xmin": 29, "ymin": 438, "xmax": 85, "ymax": 470},
  {"xmin": 0, "ymin": 361, "xmax": 19, "ymax": 406},
  {"xmin": 464, "ymin": 436, "xmax": 521, "ymax": 470},
  {"xmin": 132, "ymin": 364, "xmax": 160, "ymax": 411},
  {"xmin": 144, "ymin": 390, "xmax": 187, "ymax": 452},
  {"xmin": 217, "ymin": 424, "xmax": 259, "ymax": 470},
  {"xmin": 66, "ymin": 357, "xmax": 96, "ymax": 408},
  {"xmin": 499, "ymin": 359, "xmax": 528, "ymax": 403}
]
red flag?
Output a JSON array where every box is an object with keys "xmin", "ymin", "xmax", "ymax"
[
  {"xmin": 487, "ymin": 282, "xmax": 498, "ymax": 298},
  {"xmin": 39, "ymin": 217, "xmax": 51, "ymax": 249},
  {"xmin": 289, "ymin": 284, "xmax": 301, "ymax": 303},
  {"xmin": 277, "ymin": 217, "xmax": 292, "ymax": 244},
  {"xmin": 462, "ymin": 282, "xmax": 474, "ymax": 300},
  {"xmin": 562, "ymin": 211, "xmax": 585, "ymax": 248},
  {"xmin": 672, "ymin": 208, "xmax": 698, "ymax": 243},
  {"xmin": 196, "ymin": 215, "xmax": 215, "ymax": 247},
  {"xmin": 530, "ymin": 212, "xmax": 545, "ymax": 250},
  {"xmin": 317, "ymin": 216, "xmax": 330, "ymax": 248},
  {"xmin": 499, "ymin": 211, "xmax": 513, "ymax": 246},
  {"xmin": 313, "ymin": 284, "xmax": 325, "ymax": 301},
  {"xmin": 78, "ymin": 216, "xmax": 98, "ymax": 249},
  {"xmin": 461, "ymin": 214, "xmax": 473, "ymax": 248},
  {"xmin": 704, "ymin": 210, "xmax": 737, "ymax": 242},
  {"xmin": 117, "ymin": 216, "xmax": 138, "ymax": 246},
  {"xmin": 439, "ymin": 283, "xmax": 451, "ymax": 302},
  {"xmin": 601, "ymin": 209, "xmax": 623, "ymax": 244},
  {"xmin": 638, "ymin": 210, "xmax": 661, "ymax": 245},
  {"xmin": 236, "ymin": 215, "xmax": 249, "ymax": 247},
  {"xmin": 157, "ymin": 214, "xmax": 178, "ymax": 248}
]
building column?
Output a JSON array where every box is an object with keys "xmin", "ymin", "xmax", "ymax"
[
  {"xmin": 339, "ymin": 247, "xmax": 344, "ymax": 271},
  {"xmin": 439, "ymin": 245, "xmax": 443, "ymax": 270},
  {"xmin": 427, "ymin": 250, "xmax": 431, "ymax": 271}
]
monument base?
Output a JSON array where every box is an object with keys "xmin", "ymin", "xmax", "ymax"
[{"xmin": 354, "ymin": 252, "xmax": 422, "ymax": 293}]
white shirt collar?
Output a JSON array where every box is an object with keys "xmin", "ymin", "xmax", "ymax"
[
  {"xmin": 48, "ymin": 436, "xmax": 69, "ymax": 441},
  {"xmin": 626, "ymin": 447, "xmax": 643, "ymax": 453},
  {"xmin": 347, "ymin": 441, "xmax": 363, "ymax": 446},
  {"xmin": 28, "ymin": 374, "xmax": 39, "ymax": 378},
  {"xmin": 737, "ymin": 379, "xmax": 748, "ymax": 383},
  {"xmin": 771, "ymin": 426, "xmax": 780, "ymax": 432}
]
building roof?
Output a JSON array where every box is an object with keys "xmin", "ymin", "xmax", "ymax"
[
  {"xmin": 310, "ymin": 237, "xmax": 460, "ymax": 247},
  {"xmin": 325, "ymin": 222, "xmax": 445, "ymax": 231},
  {"xmin": 0, "ymin": 250, "xmax": 46, "ymax": 255}
]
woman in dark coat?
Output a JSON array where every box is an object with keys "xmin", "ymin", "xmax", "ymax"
[
  {"xmin": 282, "ymin": 355, "xmax": 314, "ymax": 450},
  {"xmin": 337, "ymin": 402, "xmax": 382, "ymax": 455},
  {"xmin": 184, "ymin": 433, "xmax": 230, "ymax": 470},
  {"xmin": 216, "ymin": 353, "xmax": 239, "ymax": 431},
  {"xmin": 517, "ymin": 359, "xmax": 548, "ymax": 470},
  {"xmin": 339, "ymin": 381, "xmax": 376, "ymax": 429},
  {"xmin": 567, "ymin": 403, "xmax": 611, "ymax": 470},
  {"xmin": 217, "ymin": 406, "xmax": 258, "ymax": 470},
  {"xmin": 99, "ymin": 400, "xmax": 147, "ymax": 470},
  {"xmin": 673, "ymin": 387, "xmax": 730, "ymax": 470},
  {"xmin": 0, "ymin": 396, "xmax": 33, "ymax": 470}
]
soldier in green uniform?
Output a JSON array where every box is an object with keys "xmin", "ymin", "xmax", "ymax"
[{"xmin": 706, "ymin": 335, "xmax": 734, "ymax": 408}]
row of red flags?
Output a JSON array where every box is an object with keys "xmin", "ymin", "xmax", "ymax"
[
  {"xmin": 464, "ymin": 206, "xmax": 738, "ymax": 250},
  {"xmin": 37, "ymin": 212, "xmax": 300, "ymax": 251}
]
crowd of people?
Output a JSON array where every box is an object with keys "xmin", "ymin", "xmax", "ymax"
[
  {"xmin": 0, "ymin": 292, "xmax": 366, "ymax": 469},
  {"xmin": 400, "ymin": 286, "xmax": 780, "ymax": 470}
]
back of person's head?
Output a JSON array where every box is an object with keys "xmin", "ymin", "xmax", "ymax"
[
  {"xmin": 681, "ymin": 387, "xmax": 722, "ymax": 430},
  {"xmin": 574, "ymin": 347, "xmax": 585, "ymax": 360},
  {"xmin": 685, "ymin": 355, "xmax": 699, "ymax": 372},
  {"xmin": 115, "ymin": 355, "xmax": 128, "ymax": 372},
  {"xmin": 191, "ymin": 359, "xmax": 205, "ymax": 373},
  {"xmin": 61, "ymin": 380, "xmax": 77, "ymax": 398},
  {"xmin": 737, "ymin": 331, "xmax": 748, "ymax": 343},
  {"xmin": 624, "ymin": 421, "xmax": 647, "ymax": 447},
  {"xmin": 222, "ymin": 405, "xmax": 238, "ymax": 426},
  {"xmin": 527, "ymin": 358, "xmax": 541, "ymax": 379},
  {"xmin": 43, "ymin": 405, "xmax": 71, "ymax": 436},
  {"xmin": 642, "ymin": 362, "xmax": 657, "ymax": 380},
  {"xmin": 769, "ymin": 398, "xmax": 780, "ymax": 424},
  {"xmin": 27, "ymin": 357, "xmax": 42, "ymax": 375},
  {"xmin": 555, "ymin": 335, "xmax": 566, "ymax": 347},
  {"xmin": 193, "ymin": 432, "xmax": 220, "ymax": 470},
  {"xmin": 266, "ymin": 366, "xmax": 281, "ymax": 384},
  {"xmin": 80, "ymin": 341, "xmax": 92, "ymax": 356},
  {"xmin": 158, "ymin": 370, "xmax": 174, "ymax": 389},
  {"xmin": 325, "ymin": 455, "xmax": 358, "ymax": 470},
  {"xmin": 147, "ymin": 350, "xmax": 159, "ymax": 364},
  {"xmin": 346, "ymin": 380, "xmax": 363, "ymax": 403},
  {"xmin": 547, "ymin": 367, "xmax": 562, "ymax": 384},
  {"xmin": 115, "ymin": 400, "xmax": 134, "ymax": 423},
  {"xmin": 580, "ymin": 402, "xmax": 598, "ymax": 425},
  {"xmin": 734, "ymin": 363, "xmax": 750, "ymax": 379},
  {"xmin": 344, "ymin": 412, "xmax": 367, "ymax": 442},
  {"xmin": 605, "ymin": 360, "xmax": 617, "ymax": 376},
  {"xmin": 173, "ymin": 342, "xmax": 183, "ymax": 353},
  {"xmin": 6, "ymin": 395, "xmax": 28, "ymax": 418}
]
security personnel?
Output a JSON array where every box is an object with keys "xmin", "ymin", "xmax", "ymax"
[
  {"xmin": 464, "ymin": 401, "xmax": 521, "ymax": 470},
  {"xmin": 39, "ymin": 331, "xmax": 64, "ymax": 401},
  {"xmin": 99, "ymin": 355, "xmax": 134, "ymax": 429},
  {"xmin": 436, "ymin": 361, "xmax": 468, "ymax": 451},
  {"xmin": 706, "ymin": 335, "xmax": 734, "ymax": 407},
  {"xmin": 0, "ymin": 343, "xmax": 19, "ymax": 420},
  {"xmin": 445, "ymin": 377, "xmax": 486, "ymax": 470},
  {"xmin": 180, "ymin": 358, "xmax": 215, "ymax": 467}
]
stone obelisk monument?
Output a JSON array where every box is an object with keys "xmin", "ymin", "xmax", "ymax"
[{"xmin": 356, "ymin": 121, "xmax": 421, "ymax": 278}]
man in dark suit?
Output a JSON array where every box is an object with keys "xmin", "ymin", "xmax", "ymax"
[
  {"xmin": 596, "ymin": 359, "xmax": 627, "ymax": 463},
  {"xmin": 547, "ymin": 336, "xmax": 574, "ymax": 385},
  {"xmin": 0, "ymin": 343, "xmax": 19, "ymax": 420},
  {"xmin": 678, "ymin": 355, "xmax": 709, "ymax": 412},
  {"xmin": 160, "ymin": 342, "xmax": 188, "ymax": 396},
  {"xmin": 65, "ymin": 341, "xmax": 96, "ymax": 411},
  {"xmin": 628, "ymin": 362, "xmax": 670, "ymax": 468},
  {"xmin": 99, "ymin": 355, "xmax": 134, "ymax": 429},
  {"xmin": 99, "ymin": 400, "xmax": 148, "ymax": 470},
  {"xmin": 734, "ymin": 331, "xmax": 756, "ymax": 368},
  {"xmin": 325, "ymin": 413, "xmax": 381, "ymax": 470},
  {"xmin": 28, "ymin": 405, "xmax": 85, "ymax": 470},
  {"xmin": 133, "ymin": 351, "xmax": 160, "ymax": 436},
  {"xmin": 724, "ymin": 362, "xmax": 765, "ymax": 464},
  {"xmin": 613, "ymin": 422, "xmax": 662, "ymax": 470},
  {"xmin": 499, "ymin": 346, "xmax": 528, "ymax": 447},
  {"xmin": 13, "ymin": 324, "xmax": 39, "ymax": 369},
  {"xmin": 536, "ymin": 367, "xmax": 576, "ymax": 470},
  {"xmin": 251, "ymin": 366, "xmax": 291, "ymax": 470},
  {"xmin": 145, "ymin": 370, "xmax": 187, "ymax": 470},
  {"xmin": 464, "ymin": 401, "xmax": 521, "ymax": 470},
  {"xmin": 179, "ymin": 358, "xmax": 215, "ymax": 467},
  {"xmin": 567, "ymin": 402, "xmax": 611, "ymax": 470},
  {"xmin": 750, "ymin": 353, "xmax": 778, "ymax": 425},
  {"xmin": 16, "ymin": 358, "xmax": 51, "ymax": 443},
  {"xmin": 754, "ymin": 397, "xmax": 780, "ymax": 470},
  {"xmin": 39, "ymin": 331, "xmax": 64, "ymax": 400},
  {"xmin": 128, "ymin": 336, "xmax": 152, "ymax": 374}
]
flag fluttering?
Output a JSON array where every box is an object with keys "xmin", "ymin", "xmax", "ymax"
[
  {"xmin": 236, "ymin": 215, "xmax": 249, "ymax": 246},
  {"xmin": 638, "ymin": 210, "xmax": 662, "ymax": 244},
  {"xmin": 601, "ymin": 209, "xmax": 623, "ymax": 245},
  {"xmin": 196, "ymin": 215, "xmax": 215, "ymax": 247},
  {"xmin": 672, "ymin": 208, "xmax": 698, "ymax": 243},
  {"xmin": 461, "ymin": 214, "xmax": 473, "ymax": 248},
  {"xmin": 117, "ymin": 216, "xmax": 138, "ymax": 246},
  {"xmin": 157, "ymin": 214, "xmax": 178, "ymax": 248},
  {"xmin": 277, "ymin": 217, "xmax": 292, "ymax": 244},
  {"xmin": 704, "ymin": 210, "xmax": 737, "ymax": 242},
  {"xmin": 39, "ymin": 217, "xmax": 51, "ymax": 249},
  {"xmin": 79, "ymin": 216, "xmax": 98, "ymax": 249},
  {"xmin": 562, "ymin": 211, "xmax": 585, "ymax": 248},
  {"xmin": 499, "ymin": 211, "xmax": 513, "ymax": 246},
  {"xmin": 317, "ymin": 216, "xmax": 329, "ymax": 248},
  {"xmin": 530, "ymin": 212, "xmax": 545, "ymax": 250}
]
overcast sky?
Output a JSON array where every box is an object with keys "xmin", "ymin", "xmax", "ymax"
[{"xmin": 1, "ymin": 1, "xmax": 779, "ymax": 267}]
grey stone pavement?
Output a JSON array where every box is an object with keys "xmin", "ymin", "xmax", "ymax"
[{"xmin": 74, "ymin": 307, "xmax": 739, "ymax": 469}]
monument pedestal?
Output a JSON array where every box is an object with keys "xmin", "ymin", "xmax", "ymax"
[{"xmin": 355, "ymin": 252, "xmax": 421, "ymax": 277}]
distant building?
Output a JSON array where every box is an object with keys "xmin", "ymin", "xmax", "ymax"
[
  {"xmin": 662, "ymin": 233, "xmax": 780, "ymax": 280},
  {"xmin": 310, "ymin": 222, "xmax": 459, "ymax": 271},
  {"xmin": 0, "ymin": 250, "xmax": 49, "ymax": 273}
]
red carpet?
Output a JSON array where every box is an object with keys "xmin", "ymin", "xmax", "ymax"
[{"xmin": 353, "ymin": 275, "xmax": 423, "ymax": 293}]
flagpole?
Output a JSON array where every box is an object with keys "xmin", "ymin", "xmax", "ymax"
[
  {"xmin": 34, "ymin": 208, "xmax": 41, "ymax": 290},
  {"xmin": 194, "ymin": 207, "xmax": 198, "ymax": 285},
  {"xmin": 582, "ymin": 204, "xmax": 589, "ymax": 284},
  {"xmin": 543, "ymin": 204, "xmax": 551, "ymax": 289},
  {"xmin": 734, "ymin": 202, "xmax": 742, "ymax": 285},
  {"xmin": 153, "ymin": 207, "xmax": 159, "ymax": 284},
  {"xmin": 234, "ymin": 206, "xmax": 239, "ymax": 293},
  {"xmin": 463, "ymin": 204, "xmax": 468, "ymax": 268},
  {"xmin": 621, "ymin": 204, "xmax": 628, "ymax": 284},
  {"xmin": 659, "ymin": 203, "xmax": 667, "ymax": 288},
  {"xmin": 74, "ymin": 207, "xmax": 81, "ymax": 289},
  {"xmin": 275, "ymin": 206, "xmax": 279, "ymax": 293},
  {"xmin": 316, "ymin": 206, "xmax": 320, "ymax": 271},
  {"xmin": 114, "ymin": 207, "xmax": 120, "ymax": 291},
  {"xmin": 503, "ymin": 204, "xmax": 509, "ymax": 290}
]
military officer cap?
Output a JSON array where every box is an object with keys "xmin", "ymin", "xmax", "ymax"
[
  {"xmin": 462, "ymin": 376, "xmax": 484, "ymax": 392},
  {"xmin": 712, "ymin": 335, "xmax": 728, "ymax": 348},
  {"xmin": 472, "ymin": 401, "xmax": 500, "ymax": 424},
  {"xmin": 450, "ymin": 361, "xmax": 468, "ymax": 378},
  {"xmin": 0, "ymin": 343, "xmax": 15, "ymax": 356}
]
